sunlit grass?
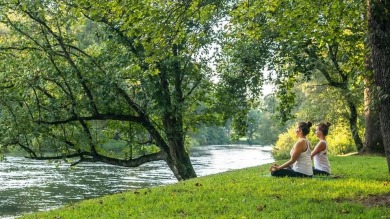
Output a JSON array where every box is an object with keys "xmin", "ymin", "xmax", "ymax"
[{"xmin": 21, "ymin": 155, "xmax": 390, "ymax": 219}]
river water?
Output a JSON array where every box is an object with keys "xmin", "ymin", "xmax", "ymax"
[{"xmin": 0, "ymin": 145, "xmax": 273, "ymax": 219}]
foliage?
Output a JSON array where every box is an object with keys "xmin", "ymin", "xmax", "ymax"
[
  {"xmin": 0, "ymin": 0, "xmax": 382, "ymax": 180},
  {"xmin": 214, "ymin": 14, "xmax": 270, "ymax": 135},
  {"xmin": 326, "ymin": 123, "xmax": 357, "ymax": 155},
  {"xmin": 226, "ymin": 0, "xmax": 367, "ymax": 151},
  {"xmin": 188, "ymin": 107, "xmax": 285, "ymax": 147},
  {"xmin": 188, "ymin": 125, "xmax": 230, "ymax": 146},
  {"xmin": 292, "ymin": 78, "xmax": 360, "ymax": 123},
  {"xmin": 0, "ymin": 0, "xmax": 256, "ymax": 180},
  {"xmin": 271, "ymin": 74, "xmax": 365, "ymax": 159},
  {"xmin": 228, "ymin": 0, "xmax": 366, "ymax": 119},
  {"xmin": 97, "ymin": 139, "xmax": 160, "ymax": 160},
  {"xmin": 246, "ymin": 108, "xmax": 285, "ymax": 145},
  {"xmin": 20, "ymin": 155, "xmax": 390, "ymax": 218},
  {"xmin": 272, "ymin": 127, "xmax": 295, "ymax": 159}
]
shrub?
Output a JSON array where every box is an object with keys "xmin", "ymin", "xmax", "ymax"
[
  {"xmin": 326, "ymin": 123, "xmax": 356, "ymax": 155},
  {"xmin": 272, "ymin": 127, "xmax": 294, "ymax": 159}
]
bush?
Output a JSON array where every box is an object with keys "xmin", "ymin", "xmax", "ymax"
[
  {"xmin": 326, "ymin": 123, "xmax": 356, "ymax": 155},
  {"xmin": 272, "ymin": 127, "xmax": 294, "ymax": 159}
]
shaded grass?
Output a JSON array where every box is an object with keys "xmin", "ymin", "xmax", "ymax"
[{"xmin": 21, "ymin": 155, "xmax": 390, "ymax": 219}]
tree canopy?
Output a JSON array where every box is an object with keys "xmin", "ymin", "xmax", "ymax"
[
  {"xmin": 1, "ymin": 0, "xmax": 390, "ymax": 178},
  {"xmin": 225, "ymin": 0, "xmax": 368, "ymax": 151},
  {"xmin": 0, "ymin": 0, "xmax": 263, "ymax": 181}
]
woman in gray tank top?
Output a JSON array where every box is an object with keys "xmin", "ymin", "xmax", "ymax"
[{"xmin": 270, "ymin": 121, "xmax": 314, "ymax": 177}]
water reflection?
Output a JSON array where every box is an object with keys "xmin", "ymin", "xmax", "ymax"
[{"xmin": 0, "ymin": 145, "xmax": 273, "ymax": 218}]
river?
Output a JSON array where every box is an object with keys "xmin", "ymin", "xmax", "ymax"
[{"xmin": 0, "ymin": 145, "xmax": 274, "ymax": 218}]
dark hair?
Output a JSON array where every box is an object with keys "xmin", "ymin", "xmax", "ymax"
[
  {"xmin": 298, "ymin": 121, "xmax": 312, "ymax": 136},
  {"xmin": 317, "ymin": 122, "xmax": 331, "ymax": 136}
]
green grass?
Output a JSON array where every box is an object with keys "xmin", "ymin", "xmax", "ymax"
[{"xmin": 21, "ymin": 155, "xmax": 390, "ymax": 219}]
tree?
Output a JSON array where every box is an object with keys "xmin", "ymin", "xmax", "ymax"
[
  {"xmin": 245, "ymin": 107, "xmax": 285, "ymax": 145},
  {"xmin": 228, "ymin": 0, "xmax": 366, "ymax": 151},
  {"xmin": 0, "ymin": 1, "xmax": 255, "ymax": 181},
  {"xmin": 367, "ymin": 0, "xmax": 390, "ymax": 172},
  {"xmin": 188, "ymin": 124, "xmax": 230, "ymax": 146},
  {"xmin": 362, "ymin": 73, "xmax": 383, "ymax": 153}
]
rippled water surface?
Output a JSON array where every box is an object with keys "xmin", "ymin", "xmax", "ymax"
[{"xmin": 0, "ymin": 145, "xmax": 273, "ymax": 218}]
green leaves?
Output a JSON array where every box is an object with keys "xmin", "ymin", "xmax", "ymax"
[
  {"xmin": 226, "ymin": 0, "xmax": 366, "ymax": 125},
  {"xmin": 0, "ymin": 0, "xmax": 238, "ymax": 179}
]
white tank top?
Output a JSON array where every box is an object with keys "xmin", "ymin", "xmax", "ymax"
[
  {"xmin": 313, "ymin": 140, "xmax": 331, "ymax": 174},
  {"xmin": 290, "ymin": 138, "xmax": 313, "ymax": 176}
]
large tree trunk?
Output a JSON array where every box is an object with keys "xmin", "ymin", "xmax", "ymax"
[
  {"xmin": 143, "ymin": 117, "xmax": 197, "ymax": 181},
  {"xmin": 165, "ymin": 144, "xmax": 197, "ymax": 181},
  {"xmin": 164, "ymin": 117, "xmax": 197, "ymax": 181},
  {"xmin": 367, "ymin": 0, "xmax": 390, "ymax": 173},
  {"xmin": 361, "ymin": 78, "xmax": 384, "ymax": 154},
  {"xmin": 154, "ymin": 52, "xmax": 197, "ymax": 181}
]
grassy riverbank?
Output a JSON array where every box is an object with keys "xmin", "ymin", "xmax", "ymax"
[{"xmin": 21, "ymin": 155, "xmax": 390, "ymax": 218}]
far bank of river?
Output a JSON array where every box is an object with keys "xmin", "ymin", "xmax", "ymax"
[{"xmin": 0, "ymin": 145, "xmax": 274, "ymax": 219}]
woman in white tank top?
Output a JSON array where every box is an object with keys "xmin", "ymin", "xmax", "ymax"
[
  {"xmin": 311, "ymin": 122, "xmax": 331, "ymax": 175},
  {"xmin": 270, "ymin": 121, "xmax": 313, "ymax": 177}
]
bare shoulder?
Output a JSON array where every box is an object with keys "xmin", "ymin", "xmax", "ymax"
[
  {"xmin": 294, "ymin": 139, "xmax": 307, "ymax": 151},
  {"xmin": 297, "ymin": 138, "xmax": 307, "ymax": 145},
  {"xmin": 314, "ymin": 140, "xmax": 326, "ymax": 150}
]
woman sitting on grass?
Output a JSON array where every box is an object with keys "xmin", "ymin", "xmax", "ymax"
[
  {"xmin": 311, "ymin": 122, "xmax": 331, "ymax": 175},
  {"xmin": 270, "ymin": 121, "xmax": 313, "ymax": 177}
]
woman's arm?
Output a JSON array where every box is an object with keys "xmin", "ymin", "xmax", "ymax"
[
  {"xmin": 273, "ymin": 139, "xmax": 306, "ymax": 170},
  {"xmin": 311, "ymin": 141, "xmax": 326, "ymax": 159}
]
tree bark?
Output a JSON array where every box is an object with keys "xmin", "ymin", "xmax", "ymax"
[
  {"xmin": 367, "ymin": 0, "xmax": 390, "ymax": 173},
  {"xmin": 163, "ymin": 114, "xmax": 197, "ymax": 181},
  {"xmin": 159, "ymin": 52, "xmax": 197, "ymax": 181},
  {"xmin": 361, "ymin": 77, "xmax": 384, "ymax": 154},
  {"xmin": 346, "ymin": 99, "xmax": 364, "ymax": 152}
]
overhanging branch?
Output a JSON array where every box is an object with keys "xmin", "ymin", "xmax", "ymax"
[
  {"xmin": 88, "ymin": 151, "xmax": 166, "ymax": 167},
  {"xmin": 36, "ymin": 113, "xmax": 143, "ymax": 125},
  {"xmin": 25, "ymin": 151, "xmax": 91, "ymax": 160}
]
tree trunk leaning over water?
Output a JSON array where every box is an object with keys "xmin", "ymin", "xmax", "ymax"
[{"xmin": 367, "ymin": 0, "xmax": 390, "ymax": 173}]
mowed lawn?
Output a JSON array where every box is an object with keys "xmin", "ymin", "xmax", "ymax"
[{"xmin": 21, "ymin": 155, "xmax": 390, "ymax": 219}]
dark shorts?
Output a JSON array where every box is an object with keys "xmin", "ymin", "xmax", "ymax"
[
  {"xmin": 313, "ymin": 168, "xmax": 330, "ymax": 175},
  {"xmin": 271, "ymin": 168, "xmax": 312, "ymax": 178}
]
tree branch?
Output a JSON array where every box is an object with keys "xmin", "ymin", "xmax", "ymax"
[
  {"xmin": 23, "ymin": 9, "xmax": 100, "ymax": 115},
  {"xmin": 87, "ymin": 151, "xmax": 166, "ymax": 167},
  {"xmin": 36, "ymin": 113, "xmax": 143, "ymax": 125},
  {"xmin": 25, "ymin": 151, "xmax": 91, "ymax": 160},
  {"xmin": 328, "ymin": 44, "xmax": 348, "ymax": 82}
]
